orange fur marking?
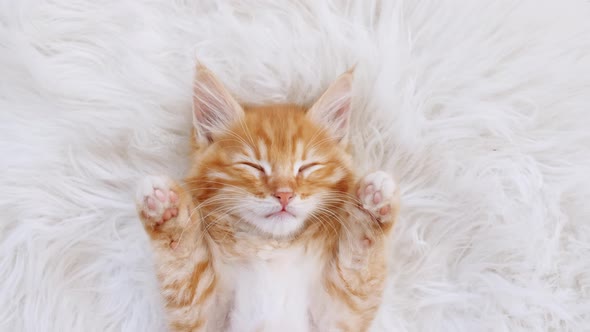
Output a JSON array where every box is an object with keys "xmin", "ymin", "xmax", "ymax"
[{"xmin": 135, "ymin": 63, "xmax": 399, "ymax": 331}]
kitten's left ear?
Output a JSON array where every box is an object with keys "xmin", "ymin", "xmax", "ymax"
[
  {"xmin": 307, "ymin": 69, "xmax": 353, "ymax": 142},
  {"xmin": 192, "ymin": 62, "xmax": 244, "ymax": 145}
]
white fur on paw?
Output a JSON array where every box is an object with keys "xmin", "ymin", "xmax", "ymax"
[
  {"xmin": 136, "ymin": 175, "xmax": 179, "ymax": 226},
  {"xmin": 357, "ymin": 171, "xmax": 396, "ymax": 220}
]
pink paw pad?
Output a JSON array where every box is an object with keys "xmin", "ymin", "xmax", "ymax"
[
  {"xmin": 357, "ymin": 171, "xmax": 396, "ymax": 220},
  {"xmin": 169, "ymin": 191, "xmax": 178, "ymax": 203},
  {"xmin": 373, "ymin": 191, "xmax": 382, "ymax": 205},
  {"xmin": 158, "ymin": 206, "xmax": 179, "ymax": 224},
  {"xmin": 136, "ymin": 176, "xmax": 181, "ymax": 226},
  {"xmin": 154, "ymin": 189, "xmax": 166, "ymax": 202},
  {"xmin": 146, "ymin": 197, "xmax": 157, "ymax": 210}
]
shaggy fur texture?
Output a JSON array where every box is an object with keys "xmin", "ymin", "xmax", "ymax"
[
  {"xmin": 1, "ymin": 1, "xmax": 590, "ymax": 331},
  {"xmin": 136, "ymin": 65, "xmax": 398, "ymax": 331}
]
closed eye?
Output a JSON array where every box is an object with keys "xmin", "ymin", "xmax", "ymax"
[
  {"xmin": 298, "ymin": 163, "xmax": 323, "ymax": 175},
  {"xmin": 238, "ymin": 162, "xmax": 265, "ymax": 173},
  {"xmin": 298, "ymin": 163, "xmax": 320, "ymax": 172}
]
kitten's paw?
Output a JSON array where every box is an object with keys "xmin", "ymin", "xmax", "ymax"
[
  {"xmin": 136, "ymin": 175, "xmax": 180, "ymax": 229},
  {"xmin": 357, "ymin": 171, "xmax": 397, "ymax": 222}
]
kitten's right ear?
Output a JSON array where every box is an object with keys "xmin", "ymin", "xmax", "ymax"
[
  {"xmin": 307, "ymin": 69, "xmax": 353, "ymax": 143},
  {"xmin": 192, "ymin": 63, "xmax": 243, "ymax": 144}
]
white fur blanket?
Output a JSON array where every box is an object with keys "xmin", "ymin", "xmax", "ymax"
[{"xmin": 1, "ymin": 1, "xmax": 589, "ymax": 331}]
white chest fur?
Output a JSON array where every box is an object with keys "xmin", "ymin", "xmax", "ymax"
[{"xmin": 226, "ymin": 245, "xmax": 321, "ymax": 332}]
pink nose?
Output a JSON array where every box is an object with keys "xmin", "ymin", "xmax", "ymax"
[{"xmin": 274, "ymin": 191, "xmax": 294, "ymax": 207}]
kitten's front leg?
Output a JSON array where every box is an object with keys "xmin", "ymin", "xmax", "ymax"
[
  {"xmin": 136, "ymin": 175, "xmax": 217, "ymax": 332},
  {"xmin": 323, "ymin": 171, "xmax": 399, "ymax": 332},
  {"xmin": 136, "ymin": 175, "xmax": 196, "ymax": 249},
  {"xmin": 338, "ymin": 171, "xmax": 399, "ymax": 270}
]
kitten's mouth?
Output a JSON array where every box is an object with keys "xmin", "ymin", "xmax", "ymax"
[{"xmin": 265, "ymin": 209, "xmax": 296, "ymax": 219}]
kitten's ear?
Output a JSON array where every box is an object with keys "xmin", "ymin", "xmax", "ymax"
[
  {"xmin": 192, "ymin": 63, "xmax": 243, "ymax": 144},
  {"xmin": 307, "ymin": 69, "xmax": 353, "ymax": 142}
]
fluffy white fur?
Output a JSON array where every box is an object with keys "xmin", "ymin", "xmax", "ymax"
[
  {"xmin": 1, "ymin": 0, "xmax": 590, "ymax": 331},
  {"xmin": 228, "ymin": 244, "xmax": 318, "ymax": 332}
]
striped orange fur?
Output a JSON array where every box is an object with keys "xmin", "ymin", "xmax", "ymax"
[{"xmin": 135, "ymin": 64, "xmax": 399, "ymax": 331}]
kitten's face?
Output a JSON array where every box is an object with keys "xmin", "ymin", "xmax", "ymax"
[
  {"xmin": 190, "ymin": 65, "xmax": 354, "ymax": 238},
  {"xmin": 196, "ymin": 107, "xmax": 353, "ymax": 237}
]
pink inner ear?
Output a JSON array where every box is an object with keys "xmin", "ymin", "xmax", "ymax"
[
  {"xmin": 335, "ymin": 100, "xmax": 351, "ymax": 128},
  {"xmin": 193, "ymin": 96, "xmax": 222, "ymax": 143},
  {"xmin": 307, "ymin": 70, "xmax": 353, "ymax": 140},
  {"xmin": 192, "ymin": 65, "xmax": 243, "ymax": 142}
]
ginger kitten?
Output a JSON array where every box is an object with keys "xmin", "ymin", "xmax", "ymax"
[{"xmin": 135, "ymin": 64, "xmax": 399, "ymax": 332}]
